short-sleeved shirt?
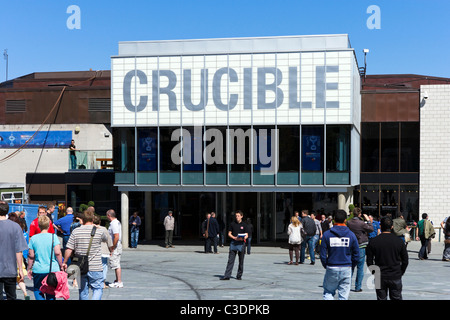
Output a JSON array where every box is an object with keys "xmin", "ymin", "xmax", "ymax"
[
  {"xmin": 0, "ymin": 219, "xmax": 29, "ymax": 278},
  {"xmin": 28, "ymin": 233, "xmax": 61, "ymax": 274},
  {"xmin": 66, "ymin": 224, "xmax": 108, "ymax": 272},
  {"xmin": 53, "ymin": 214, "xmax": 75, "ymax": 236},
  {"xmin": 228, "ymin": 220, "xmax": 248, "ymax": 238},
  {"xmin": 108, "ymin": 219, "xmax": 122, "ymax": 243}
]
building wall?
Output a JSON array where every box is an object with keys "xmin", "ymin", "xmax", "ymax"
[
  {"xmin": 0, "ymin": 123, "xmax": 112, "ymax": 186},
  {"xmin": 420, "ymin": 84, "xmax": 450, "ymax": 238}
]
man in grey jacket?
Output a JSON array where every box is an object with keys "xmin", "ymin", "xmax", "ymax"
[
  {"xmin": 346, "ymin": 207, "xmax": 373, "ymax": 293},
  {"xmin": 164, "ymin": 211, "xmax": 175, "ymax": 248}
]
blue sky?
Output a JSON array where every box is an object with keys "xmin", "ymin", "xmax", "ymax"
[{"xmin": 1, "ymin": 0, "xmax": 449, "ymax": 81}]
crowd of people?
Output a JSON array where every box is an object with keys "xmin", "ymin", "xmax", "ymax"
[
  {"xmin": 285, "ymin": 207, "xmax": 448, "ymax": 300},
  {"xmin": 2, "ymin": 200, "xmax": 449, "ymax": 301},
  {"xmin": 0, "ymin": 201, "xmax": 124, "ymax": 300}
]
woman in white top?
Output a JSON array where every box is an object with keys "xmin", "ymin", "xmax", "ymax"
[{"xmin": 287, "ymin": 216, "xmax": 303, "ymax": 265}]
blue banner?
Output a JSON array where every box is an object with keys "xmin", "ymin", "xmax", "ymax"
[
  {"xmin": 138, "ymin": 133, "xmax": 157, "ymax": 171},
  {"xmin": 8, "ymin": 204, "xmax": 58, "ymax": 231},
  {"xmin": 302, "ymin": 134, "xmax": 322, "ymax": 171},
  {"xmin": 0, "ymin": 131, "xmax": 72, "ymax": 149}
]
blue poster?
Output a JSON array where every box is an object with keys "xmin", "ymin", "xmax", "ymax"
[
  {"xmin": 138, "ymin": 135, "xmax": 157, "ymax": 171},
  {"xmin": 302, "ymin": 135, "xmax": 322, "ymax": 171},
  {"xmin": 0, "ymin": 131, "xmax": 72, "ymax": 149}
]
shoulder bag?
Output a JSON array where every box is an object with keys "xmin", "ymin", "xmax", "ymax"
[
  {"xmin": 46, "ymin": 234, "xmax": 59, "ymax": 288},
  {"xmin": 70, "ymin": 226, "xmax": 97, "ymax": 275}
]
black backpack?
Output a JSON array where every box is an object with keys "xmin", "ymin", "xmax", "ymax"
[{"xmin": 302, "ymin": 217, "xmax": 317, "ymax": 236}]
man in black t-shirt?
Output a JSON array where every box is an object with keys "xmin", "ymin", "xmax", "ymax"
[
  {"xmin": 221, "ymin": 210, "xmax": 248, "ymax": 280},
  {"xmin": 366, "ymin": 216, "xmax": 409, "ymax": 300}
]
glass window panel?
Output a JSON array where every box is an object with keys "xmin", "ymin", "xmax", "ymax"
[
  {"xmin": 137, "ymin": 128, "xmax": 157, "ymax": 172},
  {"xmin": 381, "ymin": 123, "xmax": 399, "ymax": 172},
  {"xmin": 400, "ymin": 122, "xmax": 420, "ymax": 172},
  {"xmin": 253, "ymin": 126, "xmax": 275, "ymax": 185},
  {"xmin": 361, "ymin": 123, "xmax": 379, "ymax": 172},
  {"xmin": 380, "ymin": 185, "xmax": 399, "ymax": 217},
  {"xmin": 400, "ymin": 185, "xmax": 419, "ymax": 223},
  {"xmin": 205, "ymin": 126, "xmax": 227, "ymax": 185},
  {"xmin": 326, "ymin": 125, "xmax": 350, "ymax": 185},
  {"xmin": 361, "ymin": 185, "xmax": 379, "ymax": 218},
  {"xmin": 113, "ymin": 128, "xmax": 135, "ymax": 172},
  {"xmin": 301, "ymin": 125, "xmax": 324, "ymax": 185}
]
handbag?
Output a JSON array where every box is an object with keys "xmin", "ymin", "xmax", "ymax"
[
  {"xmin": 46, "ymin": 234, "xmax": 58, "ymax": 288},
  {"xmin": 69, "ymin": 226, "xmax": 96, "ymax": 275}
]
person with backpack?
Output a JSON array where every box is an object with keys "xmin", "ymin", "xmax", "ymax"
[
  {"xmin": 416, "ymin": 213, "xmax": 435, "ymax": 260},
  {"xmin": 300, "ymin": 210, "xmax": 317, "ymax": 265}
]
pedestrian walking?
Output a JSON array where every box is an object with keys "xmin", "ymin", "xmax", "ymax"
[
  {"xmin": 441, "ymin": 216, "xmax": 450, "ymax": 261},
  {"xmin": 107, "ymin": 209, "xmax": 123, "ymax": 288},
  {"xmin": 63, "ymin": 210, "xmax": 111, "ymax": 300},
  {"xmin": 368, "ymin": 215, "xmax": 381, "ymax": 240},
  {"xmin": 163, "ymin": 211, "xmax": 175, "ymax": 248},
  {"xmin": 7, "ymin": 213, "xmax": 30, "ymax": 300},
  {"xmin": 0, "ymin": 204, "xmax": 29, "ymax": 301},
  {"xmin": 300, "ymin": 210, "xmax": 317, "ymax": 265},
  {"xmin": 93, "ymin": 214, "xmax": 113, "ymax": 288},
  {"xmin": 366, "ymin": 216, "xmax": 409, "ymax": 300},
  {"xmin": 202, "ymin": 213, "xmax": 212, "ymax": 253},
  {"xmin": 53, "ymin": 207, "xmax": 75, "ymax": 256},
  {"xmin": 416, "ymin": 213, "xmax": 435, "ymax": 260},
  {"xmin": 27, "ymin": 215, "xmax": 64, "ymax": 300},
  {"xmin": 346, "ymin": 207, "xmax": 373, "ymax": 293},
  {"xmin": 208, "ymin": 213, "xmax": 220, "ymax": 254},
  {"xmin": 287, "ymin": 216, "xmax": 302, "ymax": 265},
  {"xmin": 220, "ymin": 210, "xmax": 248, "ymax": 280},
  {"xmin": 129, "ymin": 211, "xmax": 141, "ymax": 248},
  {"xmin": 320, "ymin": 209, "xmax": 359, "ymax": 300},
  {"xmin": 393, "ymin": 214, "xmax": 411, "ymax": 244},
  {"xmin": 29, "ymin": 206, "xmax": 55, "ymax": 237},
  {"xmin": 310, "ymin": 211, "xmax": 322, "ymax": 256}
]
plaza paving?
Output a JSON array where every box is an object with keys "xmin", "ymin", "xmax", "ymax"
[
  {"xmin": 12, "ymin": 239, "xmax": 449, "ymax": 301},
  {"xmin": 8, "ymin": 241, "xmax": 450, "ymax": 301}
]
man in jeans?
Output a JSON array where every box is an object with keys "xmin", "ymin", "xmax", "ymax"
[
  {"xmin": 320, "ymin": 210, "xmax": 359, "ymax": 300},
  {"xmin": 346, "ymin": 207, "xmax": 373, "ymax": 292},
  {"xmin": 366, "ymin": 216, "xmax": 409, "ymax": 300},
  {"xmin": 63, "ymin": 210, "xmax": 111, "ymax": 300},
  {"xmin": 300, "ymin": 210, "xmax": 317, "ymax": 265},
  {"xmin": 416, "ymin": 213, "xmax": 435, "ymax": 260}
]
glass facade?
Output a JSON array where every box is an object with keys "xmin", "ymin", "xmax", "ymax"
[
  {"xmin": 114, "ymin": 124, "xmax": 352, "ymax": 186},
  {"xmin": 359, "ymin": 122, "xmax": 420, "ymax": 221}
]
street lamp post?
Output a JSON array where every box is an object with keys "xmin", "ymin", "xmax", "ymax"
[{"xmin": 3, "ymin": 49, "xmax": 8, "ymax": 81}]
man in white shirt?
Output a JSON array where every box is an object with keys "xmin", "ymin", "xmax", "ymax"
[{"xmin": 107, "ymin": 209, "xmax": 123, "ymax": 288}]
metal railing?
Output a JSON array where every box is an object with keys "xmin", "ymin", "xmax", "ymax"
[{"xmin": 69, "ymin": 150, "xmax": 113, "ymax": 170}]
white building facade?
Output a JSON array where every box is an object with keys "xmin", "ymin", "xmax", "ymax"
[{"xmin": 111, "ymin": 35, "xmax": 361, "ymax": 243}]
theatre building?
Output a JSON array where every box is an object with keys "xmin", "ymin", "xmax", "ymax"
[{"xmin": 111, "ymin": 35, "xmax": 361, "ymax": 244}]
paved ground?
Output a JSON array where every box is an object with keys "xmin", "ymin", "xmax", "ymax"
[{"xmin": 11, "ymin": 239, "xmax": 450, "ymax": 301}]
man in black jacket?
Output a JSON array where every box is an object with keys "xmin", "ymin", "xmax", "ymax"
[{"xmin": 366, "ymin": 216, "xmax": 409, "ymax": 300}]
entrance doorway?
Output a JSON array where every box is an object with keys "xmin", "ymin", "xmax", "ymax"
[{"xmin": 151, "ymin": 192, "xmax": 215, "ymax": 241}]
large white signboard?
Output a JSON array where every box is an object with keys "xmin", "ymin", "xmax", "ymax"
[{"xmin": 111, "ymin": 37, "xmax": 360, "ymax": 128}]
